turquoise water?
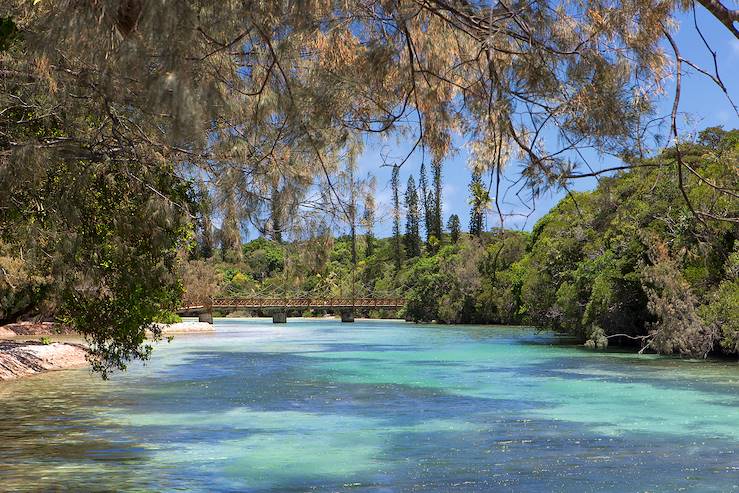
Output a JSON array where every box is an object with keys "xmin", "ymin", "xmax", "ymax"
[{"xmin": 1, "ymin": 319, "xmax": 738, "ymax": 492}]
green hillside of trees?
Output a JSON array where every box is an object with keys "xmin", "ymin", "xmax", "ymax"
[{"xmin": 186, "ymin": 127, "xmax": 738, "ymax": 358}]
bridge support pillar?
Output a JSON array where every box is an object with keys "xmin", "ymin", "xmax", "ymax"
[
  {"xmin": 341, "ymin": 310, "xmax": 354, "ymax": 323},
  {"xmin": 273, "ymin": 311, "xmax": 287, "ymax": 323},
  {"xmin": 198, "ymin": 312, "xmax": 213, "ymax": 324}
]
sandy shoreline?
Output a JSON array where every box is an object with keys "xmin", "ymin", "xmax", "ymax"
[
  {"xmin": 0, "ymin": 317, "xmax": 401, "ymax": 381},
  {"xmin": 0, "ymin": 340, "xmax": 88, "ymax": 381},
  {"xmin": 154, "ymin": 321, "xmax": 215, "ymax": 334},
  {"xmin": 0, "ymin": 320, "xmax": 214, "ymax": 381},
  {"xmin": 0, "ymin": 321, "xmax": 76, "ymax": 338}
]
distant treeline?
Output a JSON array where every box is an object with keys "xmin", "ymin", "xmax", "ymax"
[{"xmin": 186, "ymin": 127, "xmax": 737, "ymax": 357}]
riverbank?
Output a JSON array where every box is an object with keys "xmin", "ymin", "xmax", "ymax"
[
  {"xmin": 0, "ymin": 319, "xmax": 214, "ymax": 381},
  {"xmin": 155, "ymin": 321, "xmax": 215, "ymax": 334},
  {"xmin": 0, "ymin": 340, "xmax": 88, "ymax": 381},
  {"xmin": 0, "ymin": 321, "xmax": 76, "ymax": 337}
]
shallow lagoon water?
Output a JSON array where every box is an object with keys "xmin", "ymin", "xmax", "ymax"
[{"xmin": 1, "ymin": 319, "xmax": 738, "ymax": 492}]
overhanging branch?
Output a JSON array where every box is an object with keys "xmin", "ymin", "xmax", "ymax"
[{"xmin": 695, "ymin": 0, "xmax": 739, "ymax": 38}]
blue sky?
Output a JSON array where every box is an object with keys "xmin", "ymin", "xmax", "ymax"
[{"xmin": 353, "ymin": 8, "xmax": 739, "ymax": 238}]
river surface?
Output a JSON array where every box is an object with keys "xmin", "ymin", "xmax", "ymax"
[{"xmin": 1, "ymin": 319, "xmax": 738, "ymax": 492}]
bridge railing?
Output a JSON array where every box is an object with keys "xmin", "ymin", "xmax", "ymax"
[{"xmin": 179, "ymin": 295, "xmax": 405, "ymax": 311}]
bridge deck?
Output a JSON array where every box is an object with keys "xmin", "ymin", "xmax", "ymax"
[{"xmin": 179, "ymin": 297, "xmax": 404, "ymax": 312}]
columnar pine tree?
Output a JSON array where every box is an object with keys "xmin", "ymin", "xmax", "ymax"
[
  {"xmin": 347, "ymin": 162, "xmax": 358, "ymax": 266},
  {"xmin": 270, "ymin": 184, "xmax": 283, "ymax": 244},
  {"xmin": 221, "ymin": 193, "xmax": 243, "ymax": 262},
  {"xmin": 404, "ymin": 176, "xmax": 422, "ymax": 258},
  {"xmin": 432, "ymin": 160, "xmax": 443, "ymax": 241},
  {"xmin": 362, "ymin": 176, "xmax": 377, "ymax": 258},
  {"xmin": 469, "ymin": 170, "xmax": 484, "ymax": 237},
  {"xmin": 419, "ymin": 161, "xmax": 431, "ymax": 244},
  {"xmin": 391, "ymin": 166, "xmax": 403, "ymax": 271},
  {"xmin": 196, "ymin": 179, "xmax": 215, "ymax": 259},
  {"xmin": 447, "ymin": 214, "xmax": 461, "ymax": 244}
]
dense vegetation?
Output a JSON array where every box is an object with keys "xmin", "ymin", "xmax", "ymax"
[
  {"xmin": 0, "ymin": 16, "xmax": 194, "ymax": 376},
  {"xmin": 186, "ymin": 128, "xmax": 738, "ymax": 358},
  {"xmin": 2, "ymin": 2, "xmax": 737, "ymax": 374}
]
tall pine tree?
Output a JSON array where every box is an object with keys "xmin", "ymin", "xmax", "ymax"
[
  {"xmin": 270, "ymin": 183, "xmax": 283, "ymax": 244},
  {"xmin": 391, "ymin": 166, "xmax": 403, "ymax": 271},
  {"xmin": 196, "ymin": 179, "xmax": 215, "ymax": 259},
  {"xmin": 347, "ymin": 162, "xmax": 358, "ymax": 266},
  {"xmin": 447, "ymin": 214, "xmax": 461, "ymax": 244},
  {"xmin": 362, "ymin": 176, "xmax": 377, "ymax": 258},
  {"xmin": 404, "ymin": 175, "xmax": 421, "ymax": 258},
  {"xmin": 220, "ymin": 193, "xmax": 243, "ymax": 262},
  {"xmin": 468, "ymin": 169, "xmax": 487, "ymax": 237},
  {"xmin": 431, "ymin": 159, "xmax": 443, "ymax": 240},
  {"xmin": 419, "ymin": 161, "xmax": 431, "ymax": 244}
]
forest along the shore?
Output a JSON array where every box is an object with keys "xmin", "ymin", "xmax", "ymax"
[
  {"xmin": 2, "ymin": 128, "xmax": 737, "ymax": 375},
  {"xmin": 181, "ymin": 127, "xmax": 738, "ymax": 359}
]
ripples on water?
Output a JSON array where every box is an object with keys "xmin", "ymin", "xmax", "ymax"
[{"xmin": 1, "ymin": 319, "xmax": 738, "ymax": 492}]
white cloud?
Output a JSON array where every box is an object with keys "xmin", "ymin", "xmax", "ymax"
[
  {"xmin": 731, "ymin": 39, "xmax": 739, "ymax": 57},
  {"xmin": 716, "ymin": 109, "xmax": 731, "ymax": 124}
]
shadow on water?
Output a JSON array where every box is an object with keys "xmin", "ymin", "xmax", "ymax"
[{"xmin": 1, "ymin": 321, "xmax": 738, "ymax": 492}]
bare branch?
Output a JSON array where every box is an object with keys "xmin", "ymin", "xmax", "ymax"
[{"xmin": 695, "ymin": 0, "xmax": 739, "ymax": 39}]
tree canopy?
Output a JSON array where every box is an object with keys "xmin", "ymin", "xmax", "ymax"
[{"xmin": 5, "ymin": 1, "xmax": 737, "ymax": 212}]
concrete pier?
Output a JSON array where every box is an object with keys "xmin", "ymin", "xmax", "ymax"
[
  {"xmin": 340, "ymin": 310, "xmax": 354, "ymax": 323},
  {"xmin": 198, "ymin": 312, "xmax": 214, "ymax": 324},
  {"xmin": 272, "ymin": 311, "xmax": 287, "ymax": 323}
]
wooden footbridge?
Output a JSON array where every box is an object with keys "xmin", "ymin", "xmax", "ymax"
[{"xmin": 178, "ymin": 296, "xmax": 405, "ymax": 323}]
